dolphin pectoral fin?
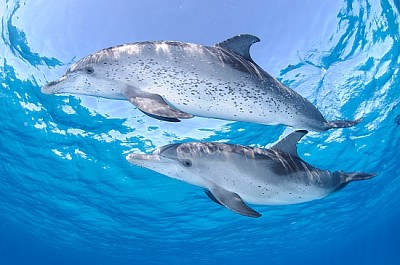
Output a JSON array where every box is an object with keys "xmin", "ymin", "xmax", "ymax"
[
  {"xmin": 138, "ymin": 109, "xmax": 180, "ymax": 122},
  {"xmin": 204, "ymin": 189, "xmax": 223, "ymax": 206},
  {"xmin": 122, "ymin": 87, "xmax": 193, "ymax": 122},
  {"xmin": 208, "ymin": 186, "xmax": 261, "ymax": 218},
  {"xmin": 324, "ymin": 118, "xmax": 363, "ymax": 130}
]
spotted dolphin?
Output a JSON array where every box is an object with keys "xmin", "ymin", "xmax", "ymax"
[
  {"xmin": 126, "ymin": 131, "xmax": 376, "ymax": 217},
  {"xmin": 42, "ymin": 34, "xmax": 361, "ymax": 131}
]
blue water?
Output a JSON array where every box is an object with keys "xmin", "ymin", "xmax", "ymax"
[{"xmin": 1, "ymin": 0, "xmax": 399, "ymax": 264}]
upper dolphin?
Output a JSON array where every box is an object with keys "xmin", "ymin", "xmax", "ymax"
[
  {"xmin": 42, "ymin": 34, "xmax": 361, "ymax": 131},
  {"xmin": 127, "ymin": 131, "xmax": 376, "ymax": 218}
]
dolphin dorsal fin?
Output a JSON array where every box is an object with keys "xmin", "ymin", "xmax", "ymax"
[
  {"xmin": 271, "ymin": 130, "xmax": 308, "ymax": 157},
  {"xmin": 214, "ymin": 34, "xmax": 260, "ymax": 62}
]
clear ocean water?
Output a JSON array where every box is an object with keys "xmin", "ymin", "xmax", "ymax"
[{"xmin": 1, "ymin": 0, "xmax": 399, "ymax": 264}]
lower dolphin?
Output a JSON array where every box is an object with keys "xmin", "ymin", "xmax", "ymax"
[{"xmin": 127, "ymin": 131, "xmax": 376, "ymax": 218}]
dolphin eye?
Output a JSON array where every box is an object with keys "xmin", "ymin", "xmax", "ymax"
[
  {"xmin": 181, "ymin": 159, "xmax": 192, "ymax": 167},
  {"xmin": 85, "ymin": 67, "xmax": 94, "ymax": 74}
]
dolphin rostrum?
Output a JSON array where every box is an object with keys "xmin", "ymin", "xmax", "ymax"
[
  {"xmin": 127, "ymin": 131, "xmax": 376, "ymax": 218},
  {"xmin": 42, "ymin": 34, "xmax": 361, "ymax": 131}
]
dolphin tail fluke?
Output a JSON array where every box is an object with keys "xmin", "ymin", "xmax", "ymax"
[
  {"xmin": 345, "ymin": 172, "xmax": 378, "ymax": 183},
  {"xmin": 324, "ymin": 118, "xmax": 363, "ymax": 130}
]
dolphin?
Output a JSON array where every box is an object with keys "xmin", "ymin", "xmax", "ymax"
[
  {"xmin": 41, "ymin": 34, "xmax": 361, "ymax": 131},
  {"xmin": 127, "ymin": 131, "xmax": 376, "ymax": 218}
]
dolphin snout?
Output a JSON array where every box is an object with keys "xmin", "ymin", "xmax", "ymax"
[
  {"xmin": 41, "ymin": 76, "xmax": 67, "ymax": 94},
  {"xmin": 127, "ymin": 152, "xmax": 170, "ymax": 171},
  {"xmin": 41, "ymin": 84, "xmax": 54, "ymax": 94},
  {"xmin": 126, "ymin": 153, "xmax": 162, "ymax": 165}
]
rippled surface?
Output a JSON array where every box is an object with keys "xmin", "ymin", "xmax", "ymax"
[{"xmin": 1, "ymin": 0, "xmax": 399, "ymax": 264}]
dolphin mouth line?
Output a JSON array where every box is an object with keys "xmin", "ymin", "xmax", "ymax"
[
  {"xmin": 46, "ymin": 75, "xmax": 67, "ymax": 87},
  {"xmin": 126, "ymin": 153, "xmax": 161, "ymax": 162},
  {"xmin": 41, "ymin": 75, "xmax": 68, "ymax": 94}
]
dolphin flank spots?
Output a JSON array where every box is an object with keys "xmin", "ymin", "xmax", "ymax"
[
  {"xmin": 127, "ymin": 131, "xmax": 376, "ymax": 218},
  {"xmin": 42, "ymin": 34, "xmax": 362, "ymax": 131}
]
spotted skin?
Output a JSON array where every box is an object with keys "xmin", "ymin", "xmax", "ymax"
[
  {"xmin": 127, "ymin": 131, "xmax": 376, "ymax": 217},
  {"xmin": 42, "ymin": 35, "xmax": 361, "ymax": 131}
]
